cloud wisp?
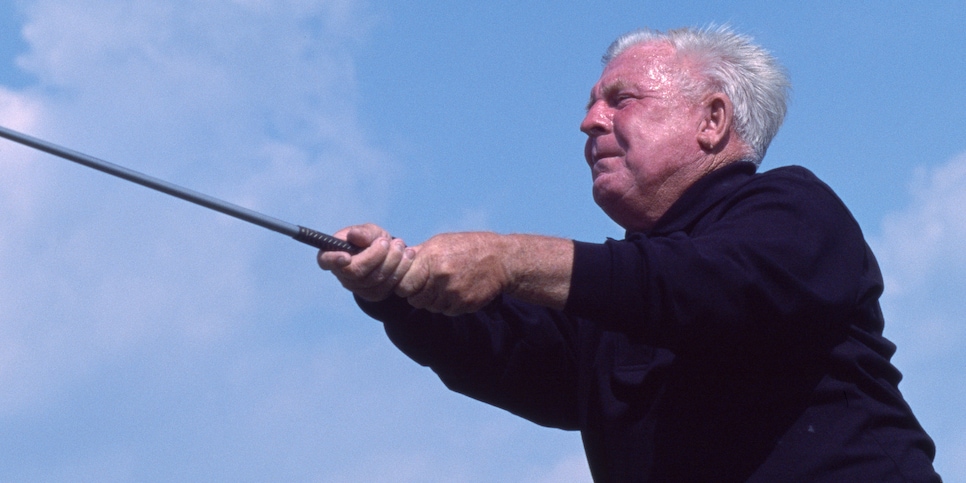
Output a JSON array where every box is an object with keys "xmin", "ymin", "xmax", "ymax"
[
  {"xmin": 0, "ymin": 1, "xmax": 401, "ymax": 479},
  {"xmin": 871, "ymin": 151, "xmax": 966, "ymax": 481}
]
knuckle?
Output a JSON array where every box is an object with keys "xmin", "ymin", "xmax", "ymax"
[{"xmin": 368, "ymin": 269, "xmax": 389, "ymax": 284}]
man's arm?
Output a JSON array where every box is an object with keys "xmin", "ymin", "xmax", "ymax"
[
  {"xmin": 319, "ymin": 226, "xmax": 582, "ymax": 428},
  {"xmin": 395, "ymin": 232, "xmax": 575, "ymax": 315},
  {"xmin": 317, "ymin": 224, "xmax": 575, "ymax": 316}
]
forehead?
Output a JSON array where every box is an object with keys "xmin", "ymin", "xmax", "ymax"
[{"xmin": 592, "ymin": 42, "xmax": 682, "ymax": 95}]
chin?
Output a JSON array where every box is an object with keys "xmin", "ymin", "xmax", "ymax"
[
  {"xmin": 594, "ymin": 198, "xmax": 627, "ymax": 228},
  {"xmin": 594, "ymin": 196, "xmax": 652, "ymax": 232},
  {"xmin": 592, "ymin": 184, "xmax": 627, "ymax": 209}
]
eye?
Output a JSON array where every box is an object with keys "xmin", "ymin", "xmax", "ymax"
[{"xmin": 612, "ymin": 92, "xmax": 636, "ymax": 107}]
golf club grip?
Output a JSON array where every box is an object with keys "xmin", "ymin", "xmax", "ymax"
[{"xmin": 295, "ymin": 226, "xmax": 363, "ymax": 254}]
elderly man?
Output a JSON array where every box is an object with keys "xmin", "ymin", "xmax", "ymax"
[{"xmin": 319, "ymin": 27, "xmax": 940, "ymax": 481}]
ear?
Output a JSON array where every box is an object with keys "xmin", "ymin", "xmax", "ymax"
[{"xmin": 696, "ymin": 93, "xmax": 733, "ymax": 152}]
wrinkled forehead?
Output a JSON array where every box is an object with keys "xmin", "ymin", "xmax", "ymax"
[{"xmin": 591, "ymin": 41, "xmax": 685, "ymax": 96}]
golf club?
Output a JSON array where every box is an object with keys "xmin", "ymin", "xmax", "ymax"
[{"xmin": 0, "ymin": 125, "xmax": 362, "ymax": 254}]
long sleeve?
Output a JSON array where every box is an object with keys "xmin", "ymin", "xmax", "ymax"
[
  {"xmin": 354, "ymin": 163, "xmax": 939, "ymax": 481},
  {"xmin": 565, "ymin": 163, "xmax": 889, "ymax": 366},
  {"xmin": 358, "ymin": 295, "xmax": 583, "ymax": 429}
]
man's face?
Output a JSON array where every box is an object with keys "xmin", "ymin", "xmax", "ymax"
[{"xmin": 580, "ymin": 42, "xmax": 708, "ymax": 231}]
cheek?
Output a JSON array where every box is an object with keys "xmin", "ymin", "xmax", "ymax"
[
  {"xmin": 613, "ymin": 112, "xmax": 657, "ymax": 159},
  {"xmin": 620, "ymin": 126, "xmax": 690, "ymax": 181}
]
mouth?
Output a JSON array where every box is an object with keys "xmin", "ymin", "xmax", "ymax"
[{"xmin": 586, "ymin": 142, "xmax": 624, "ymax": 177}]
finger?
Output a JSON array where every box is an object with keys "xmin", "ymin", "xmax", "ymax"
[
  {"xmin": 394, "ymin": 246, "xmax": 427, "ymax": 299},
  {"xmin": 359, "ymin": 238, "xmax": 408, "ymax": 292},
  {"xmin": 318, "ymin": 250, "xmax": 352, "ymax": 270},
  {"xmin": 375, "ymin": 239, "xmax": 414, "ymax": 291},
  {"xmin": 317, "ymin": 225, "xmax": 375, "ymax": 271},
  {"xmin": 349, "ymin": 240, "xmax": 412, "ymax": 301},
  {"xmin": 346, "ymin": 223, "xmax": 391, "ymax": 248},
  {"xmin": 405, "ymin": 275, "xmax": 444, "ymax": 311},
  {"xmin": 339, "ymin": 236, "xmax": 394, "ymax": 286}
]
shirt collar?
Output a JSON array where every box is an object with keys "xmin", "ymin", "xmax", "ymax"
[{"xmin": 631, "ymin": 161, "xmax": 758, "ymax": 237}]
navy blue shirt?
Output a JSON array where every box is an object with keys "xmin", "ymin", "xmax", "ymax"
[{"xmin": 358, "ymin": 162, "xmax": 940, "ymax": 482}]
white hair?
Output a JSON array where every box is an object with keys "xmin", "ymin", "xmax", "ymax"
[{"xmin": 603, "ymin": 26, "xmax": 790, "ymax": 165}]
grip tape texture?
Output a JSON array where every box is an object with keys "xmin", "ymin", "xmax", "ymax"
[{"xmin": 295, "ymin": 226, "xmax": 362, "ymax": 254}]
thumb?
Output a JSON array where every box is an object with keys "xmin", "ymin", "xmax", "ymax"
[
  {"xmin": 346, "ymin": 223, "xmax": 391, "ymax": 248},
  {"xmin": 317, "ymin": 250, "xmax": 351, "ymax": 270}
]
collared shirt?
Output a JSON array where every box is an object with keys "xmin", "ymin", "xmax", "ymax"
[{"xmin": 359, "ymin": 162, "xmax": 940, "ymax": 482}]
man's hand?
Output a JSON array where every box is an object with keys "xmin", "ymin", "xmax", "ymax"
[
  {"xmin": 395, "ymin": 233, "xmax": 575, "ymax": 316},
  {"xmin": 317, "ymin": 223, "xmax": 414, "ymax": 302},
  {"xmin": 318, "ymin": 226, "xmax": 574, "ymax": 316},
  {"xmin": 395, "ymin": 232, "xmax": 511, "ymax": 316}
]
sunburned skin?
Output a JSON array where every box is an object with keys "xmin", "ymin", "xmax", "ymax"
[
  {"xmin": 323, "ymin": 38, "xmax": 745, "ymax": 316},
  {"xmin": 581, "ymin": 42, "xmax": 717, "ymax": 231}
]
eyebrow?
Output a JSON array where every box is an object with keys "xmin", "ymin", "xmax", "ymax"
[{"xmin": 585, "ymin": 78, "xmax": 633, "ymax": 110}]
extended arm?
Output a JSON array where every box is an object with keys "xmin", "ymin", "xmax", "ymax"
[
  {"xmin": 318, "ymin": 224, "xmax": 574, "ymax": 316},
  {"xmin": 395, "ymin": 232, "xmax": 574, "ymax": 315},
  {"xmin": 318, "ymin": 226, "xmax": 581, "ymax": 427}
]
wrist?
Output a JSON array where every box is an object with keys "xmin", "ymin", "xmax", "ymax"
[
  {"xmin": 499, "ymin": 234, "xmax": 525, "ymax": 297},
  {"xmin": 497, "ymin": 233, "xmax": 573, "ymax": 310}
]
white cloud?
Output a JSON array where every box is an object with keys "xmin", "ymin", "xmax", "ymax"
[
  {"xmin": 872, "ymin": 152, "xmax": 966, "ymax": 358},
  {"xmin": 0, "ymin": 87, "xmax": 46, "ymax": 223},
  {"xmin": 870, "ymin": 151, "xmax": 966, "ymax": 481},
  {"xmin": 0, "ymin": 2, "xmax": 595, "ymax": 481},
  {"xmin": 875, "ymin": 152, "xmax": 966, "ymax": 295},
  {"xmin": 0, "ymin": 0, "xmax": 391, "ymax": 420}
]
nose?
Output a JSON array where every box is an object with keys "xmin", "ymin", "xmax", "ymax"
[{"xmin": 580, "ymin": 101, "xmax": 611, "ymax": 136}]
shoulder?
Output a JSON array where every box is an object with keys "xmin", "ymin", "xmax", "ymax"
[
  {"xmin": 735, "ymin": 165, "xmax": 855, "ymax": 220},
  {"xmin": 747, "ymin": 165, "xmax": 844, "ymax": 203},
  {"xmin": 683, "ymin": 163, "xmax": 867, "ymax": 249},
  {"xmin": 749, "ymin": 164, "xmax": 831, "ymax": 191},
  {"xmin": 654, "ymin": 163, "xmax": 857, "ymax": 236}
]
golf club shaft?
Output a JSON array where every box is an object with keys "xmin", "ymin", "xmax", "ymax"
[{"xmin": 0, "ymin": 125, "xmax": 361, "ymax": 254}]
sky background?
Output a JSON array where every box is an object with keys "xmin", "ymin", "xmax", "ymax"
[{"xmin": 0, "ymin": 1, "xmax": 963, "ymax": 481}]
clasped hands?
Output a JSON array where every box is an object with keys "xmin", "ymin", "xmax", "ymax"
[{"xmin": 317, "ymin": 223, "xmax": 511, "ymax": 316}]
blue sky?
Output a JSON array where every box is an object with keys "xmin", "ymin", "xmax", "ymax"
[{"xmin": 0, "ymin": 1, "xmax": 963, "ymax": 481}]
